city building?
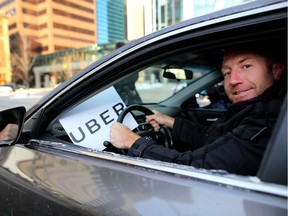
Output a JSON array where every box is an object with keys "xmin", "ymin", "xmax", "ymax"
[
  {"xmin": 149, "ymin": 0, "xmax": 251, "ymax": 32},
  {"xmin": 33, "ymin": 43, "xmax": 115, "ymax": 88},
  {"xmin": 126, "ymin": 0, "xmax": 251, "ymax": 39},
  {"xmin": 126, "ymin": 0, "xmax": 145, "ymax": 41},
  {"xmin": 0, "ymin": 11, "xmax": 11, "ymax": 84},
  {"xmin": 0, "ymin": 0, "xmax": 97, "ymax": 55},
  {"xmin": 96, "ymin": 0, "xmax": 125, "ymax": 44}
]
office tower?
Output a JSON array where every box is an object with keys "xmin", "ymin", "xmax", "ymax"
[
  {"xmin": 96, "ymin": 0, "xmax": 125, "ymax": 44},
  {"xmin": 0, "ymin": 0, "xmax": 97, "ymax": 55}
]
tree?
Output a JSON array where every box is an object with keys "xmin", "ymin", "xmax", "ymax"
[
  {"xmin": 10, "ymin": 33, "xmax": 41, "ymax": 88},
  {"xmin": 50, "ymin": 48, "xmax": 89, "ymax": 87}
]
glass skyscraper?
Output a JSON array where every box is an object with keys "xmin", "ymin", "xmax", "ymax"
[
  {"xmin": 151, "ymin": 0, "xmax": 251, "ymax": 32},
  {"xmin": 97, "ymin": 0, "xmax": 125, "ymax": 45}
]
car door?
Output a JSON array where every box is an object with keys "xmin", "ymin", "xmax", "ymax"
[{"xmin": 1, "ymin": 0, "xmax": 286, "ymax": 215}]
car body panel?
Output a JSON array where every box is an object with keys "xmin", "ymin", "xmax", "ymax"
[{"xmin": 0, "ymin": 144, "xmax": 286, "ymax": 215}]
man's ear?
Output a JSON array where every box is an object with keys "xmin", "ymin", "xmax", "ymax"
[{"xmin": 272, "ymin": 63, "xmax": 285, "ymax": 80}]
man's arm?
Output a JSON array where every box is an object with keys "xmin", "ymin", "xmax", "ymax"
[
  {"xmin": 127, "ymin": 123, "xmax": 268, "ymax": 176},
  {"xmin": 146, "ymin": 113, "xmax": 175, "ymax": 130},
  {"xmin": 110, "ymin": 122, "xmax": 141, "ymax": 149}
]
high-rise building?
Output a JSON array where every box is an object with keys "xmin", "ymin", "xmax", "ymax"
[
  {"xmin": 125, "ymin": 0, "xmax": 144, "ymax": 41},
  {"xmin": 149, "ymin": 0, "xmax": 252, "ymax": 32},
  {"xmin": 0, "ymin": 12, "xmax": 11, "ymax": 84},
  {"xmin": 96, "ymin": 0, "xmax": 125, "ymax": 44},
  {"xmin": 0, "ymin": 0, "xmax": 97, "ymax": 55}
]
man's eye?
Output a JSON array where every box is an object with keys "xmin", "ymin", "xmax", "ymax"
[
  {"xmin": 223, "ymin": 71, "xmax": 231, "ymax": 78},
  {"xmin": 243, "ymin": 64, "xmax": 252, "ymax": 69}
]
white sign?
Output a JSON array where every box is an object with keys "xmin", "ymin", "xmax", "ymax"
[{"xmin": 59, "ymin": 86, "xmax": 138, "ymax": 150}]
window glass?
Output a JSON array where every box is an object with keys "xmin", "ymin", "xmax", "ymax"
[{"xmin": 114, "ymin": 64, "xmax": 216, "ymax": 106}]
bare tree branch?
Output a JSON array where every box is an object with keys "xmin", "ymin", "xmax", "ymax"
[{"xmin": 10, "ymin": 34, "xmax": 36, "ymax": 88}]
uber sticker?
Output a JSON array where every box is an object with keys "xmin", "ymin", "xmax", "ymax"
[{"xmin": 59, "ymin": 86, "xmax": 138, "ymax": 150}]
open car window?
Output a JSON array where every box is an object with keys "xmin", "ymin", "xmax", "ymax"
[
  {"xmin": 48, "ymin": 59, "xmax": 224, "ymax": 149},
  {"xmin": 114, "ymin": 64, "xmax": 221, "ymax": 106}
]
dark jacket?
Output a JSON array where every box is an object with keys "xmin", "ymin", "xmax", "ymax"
[{"xmin": 128, "ymin": 79, "xmax": 286, "ymax": 176}]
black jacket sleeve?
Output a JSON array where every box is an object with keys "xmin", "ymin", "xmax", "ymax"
[
  {"xmin": 127, "ymin": 116, "xmax": 271, "ymax": 176},
  {"xmin": 172, "ymin": 118, "xmax": 209, "ymax": 150}
]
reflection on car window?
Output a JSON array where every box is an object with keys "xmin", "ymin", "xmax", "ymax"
[
  {"xmin": 196, "ymin": 82, "xmax": 231, "ymax": 109},
  {"xmin": 114, "ymin": 64, "xmax": 214, "ymax": 105},
  {"xmin": 113, "ymin": 74, "xmax": 142, "ymax": 105}
]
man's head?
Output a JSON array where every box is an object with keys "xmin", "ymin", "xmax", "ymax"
[{"xmin": 221, "ymin": 44, "xmax": 285, "ymax": 103}]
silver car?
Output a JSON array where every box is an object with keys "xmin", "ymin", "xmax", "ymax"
[{"xmin": 0, "ymin": 0, "xmax": 286, "ymax": 215}]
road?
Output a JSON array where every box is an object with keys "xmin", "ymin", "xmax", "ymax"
[{"xmin": 0, "ymin": 88, "xmax": 53, "ymax": 111}]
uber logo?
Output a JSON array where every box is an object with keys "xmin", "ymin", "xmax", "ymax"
[
  {"xmin": 69, "ymin": 102, "xmax": 124, "ymax": 143},
  {"xmin": 60, "ymin": 86, "xmax": 137, "ymax": 150}
]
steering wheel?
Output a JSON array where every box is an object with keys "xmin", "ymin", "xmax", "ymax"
[{"xmin": 117, "ymin": 105, "xmax": 173, "ymax": 148}]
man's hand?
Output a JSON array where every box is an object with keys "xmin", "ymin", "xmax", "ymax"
[
  {"xmin": 0, "ymin": 124, "xmax": 19, "ymax": 141},
  {"xmin": 146, "ymin": 112, "xmax": 175, "ymax": 131},
  {"xmin": 110, "ymin": 122, "xmax": 140, "ymax": 149}
]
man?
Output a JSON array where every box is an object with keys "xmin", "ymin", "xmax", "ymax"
[{"xmin": 109, "ymin": 44, "xmax": 286, "ymax": 176}]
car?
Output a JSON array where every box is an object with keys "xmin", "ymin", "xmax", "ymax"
[
  {"xmin": 0, "ymin": 0, "xmax": 287, "ymax": 215},
  {"xmin": 0, "ymin": 85, "xmax": 14, "ymax": 93}
]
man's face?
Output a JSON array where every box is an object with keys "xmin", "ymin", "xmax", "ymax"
[{"xmin": 221, "ymin": 51, "xmax": 276, "ymax": 103}]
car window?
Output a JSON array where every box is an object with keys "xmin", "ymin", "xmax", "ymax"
[
  {"xmin": 49, "ymin": 61, "xmax": 222, "ymax": 149},
  {"xmin": 114, "ymin": 64, "xmax": 216, "ymax": 105}
]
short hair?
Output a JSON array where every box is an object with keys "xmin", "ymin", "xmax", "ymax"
[{"xmin": 223, "ymin": 40, "xmax": 286, "ymax": 64}]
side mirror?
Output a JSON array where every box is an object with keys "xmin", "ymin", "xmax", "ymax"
[
  {"xmin": 163, "ymin": 68, "xmax": 193, "ymax": 80},
  {"xmin": 0, "ymin": 106, "xmax": 26, "ymax": 146}
]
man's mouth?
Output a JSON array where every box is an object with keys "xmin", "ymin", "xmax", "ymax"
[
  {"xmin": 232, "ymin": 88, "xmax": 250, "ymax": 96},
  {"xmin": 233, "ymin": 91, "xmax": 241, "ymax": 95}
]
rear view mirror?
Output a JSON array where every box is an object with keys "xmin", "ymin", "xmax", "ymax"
[
  {"xmin": 163, "ymin": 68, "xmax": 193, "ymax": 80},
  {"xmin": 0, "ymin": 106, "xmax": 26, "ymax": 145}
]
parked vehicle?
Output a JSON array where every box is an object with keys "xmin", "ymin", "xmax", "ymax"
[
  {"xmin": 0, "ymin": 0, "xmax": 286, "ymax": 215},
  {"xmin": 0, "ymin": 83, "xmax": 27, "ymax": 92}
]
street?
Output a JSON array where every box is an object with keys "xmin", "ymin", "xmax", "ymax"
[{"xmin": 0, "ymin": 88, "xmax": 53, "ymax": 111}]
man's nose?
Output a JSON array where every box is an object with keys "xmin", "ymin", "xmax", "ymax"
[{"xmin": 229, "ymin": 70, "xmax": 242, "ymax": 85}]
